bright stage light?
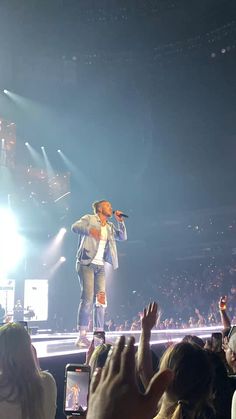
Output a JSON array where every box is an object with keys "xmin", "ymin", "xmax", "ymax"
[
  {"xmin": 57, "ymin": 149, "xmax": 61, "ymax": 153},
  {"xmin": 3, "ymin": 89, "xmax": 8, "ymax": 94},
  {"xmin": 0, "ymin": 208, "xmax": 25, "ymax": 276},
  {"xmin": 57, "ymin": 149, "xmax": 94, "ymax": 189},
  {"xmin": 44, "ymin": 227, "xmax": 67, "ymax": 263},
  {"xmin": 54, "ymin": 227, "xmax": 67, "ymax": 244},
  {"xmin": 57, "ymin": 227, "xmax": 67, "ymax": 237},
  {"xmin": 41, "ymin": 146, "xmax": 45, "ymax": 150},
  {"xmin": 24, "ymin": 142, "xmax": 44, "ymax": 167},
  {"xmin": 48, "ymin": 255, "xmax": 66, "ymax": 277}
]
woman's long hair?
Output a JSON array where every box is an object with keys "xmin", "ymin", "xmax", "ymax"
[
  {"xmin": 0, "ymin": 322, "xmax": 44, "ymax": 418},
  {"xmin": 157, "ymin": 342, "xmax": 215, "ymax": 419}
]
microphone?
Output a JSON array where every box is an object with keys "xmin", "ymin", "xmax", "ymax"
[{"xmin": 113, "ymin": 210, "xmax": 129, "ymax": 218}]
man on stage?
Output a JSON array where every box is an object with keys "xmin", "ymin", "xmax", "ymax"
[{"xmin": 71, "ymin": 200, "xmax": 127, "ymax": 347}]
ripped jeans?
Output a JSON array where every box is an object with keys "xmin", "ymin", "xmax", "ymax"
[{"xmin": 77, "ymin": 263, "xmax": 106, "ymax": 331}]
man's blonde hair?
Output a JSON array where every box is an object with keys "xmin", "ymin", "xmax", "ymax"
[{"xmin": 92, "ymin": 200, "xmax": 107, "ymax": 214}]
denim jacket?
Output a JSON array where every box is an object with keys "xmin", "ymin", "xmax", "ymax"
[{"xmin": 71, "ymin": 214, "xmax": 127, "ymax": 270}]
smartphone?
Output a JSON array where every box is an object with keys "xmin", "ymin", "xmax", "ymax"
[
  {"xmin": 63, "ymin": 364, "xmax": 90, "ymax": 416},
  {"xmin": 93, "ymin": 331, "xmax": 105, "ymax": 348},
  {"xmin": 228, "ymin": 325, "xmax": 236, "ymax": 340}
]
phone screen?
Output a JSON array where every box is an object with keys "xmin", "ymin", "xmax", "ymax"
[{"xmin": 64, "ymin": 366, "xmax": 90, "ymax": 416}]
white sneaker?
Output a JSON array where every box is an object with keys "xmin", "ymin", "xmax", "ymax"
[{"xmin": 75, "ymin": 336, "xmax": 90, "ymax": 348}]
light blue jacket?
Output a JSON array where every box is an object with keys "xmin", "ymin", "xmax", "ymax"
[{"xmin": 71, "ymin": 214, "xmax": 127, "ymax": 270}]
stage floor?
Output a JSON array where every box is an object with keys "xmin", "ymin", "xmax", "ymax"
[{"xmin": 32, "ymin": 325, "xmax": 222, "ymax": 359}]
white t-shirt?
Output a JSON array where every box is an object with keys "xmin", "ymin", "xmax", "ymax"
[
  {"xmin": 92, "ymin": 225, "xmax": 108, "ymax": 265},
  {"xmin": 0, "ymin": 370, "xmax": 57, "ymax": 419}
]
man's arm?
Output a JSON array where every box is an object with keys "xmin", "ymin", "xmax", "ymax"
[
  {"xmin": 71, "ymin": 215, "xmax": 90, "ymax": 235},
  {"xmin": 219, "ymin": 296, "xmax": 231, "ymax": 330},
  {"xmin": 112, "ymin": 222, "xmax": 127, "ymax": 241},
  {"xmin": 72, "ymin": 215, "xmax": 101, "ymax": 240}
]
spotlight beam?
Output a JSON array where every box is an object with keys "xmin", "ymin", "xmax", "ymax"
[
  {"xmin": 41, "ymin": 147, "xmax": 55, "ymax": 181},
  {"xmin": 57, "ymin": 150, "xmax": 97, "ymax": 190},
  {"xmin": 43, "ymin": 228, "xmax": 67, "ymax": 264},
  {"xmin": 25, "ymin": 143, "xmax": 44, "ymax": 167},
  {"xmin": 49, "ymin": 256, "xmax": 66, "ymax": 277}
]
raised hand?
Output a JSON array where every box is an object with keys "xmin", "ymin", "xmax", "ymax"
[
  {"xmin": 87, "ymin": 336, "xmax": 173, "ymax": 419},
  {"xmin": 113, "ymin": 210, "xmax": 124, "ymax": 222},
  {"xmin": 218, "ymin": 296, "xmax": 227, "ymax": 311},
  {"xmin": 141, "ymin": 302, "xmax": 158, "ymax": 335}
]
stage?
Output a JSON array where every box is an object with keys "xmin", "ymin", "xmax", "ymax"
[{"xmin": 33, "ymin": 325, "xmax": 223, "ymax": 359}]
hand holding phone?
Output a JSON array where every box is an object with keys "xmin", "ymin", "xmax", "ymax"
[{"xmin": 63, "ymin": 364, "xmax": 90, "ymax": 416}]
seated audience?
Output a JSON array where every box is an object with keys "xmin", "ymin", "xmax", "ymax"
[{"xmin": 0, "ymin": 322, "xmax": 57, "ymax": 419}]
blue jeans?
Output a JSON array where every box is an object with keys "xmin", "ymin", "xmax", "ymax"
[{"xmin": 77, "ymin": 263, "xmax": 106, "ymax": 331}]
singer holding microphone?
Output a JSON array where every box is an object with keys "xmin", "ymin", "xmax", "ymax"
[{"xmin": 71, "ymin": 200, "xmax": 127, "ymax": 347}]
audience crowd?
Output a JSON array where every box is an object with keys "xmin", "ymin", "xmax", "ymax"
[
  {"xmin": 105, "ymin": 293, "xmax": 236, "ymax": 332},
  {"xmin": 0, "ymin": 295, "xmax": 235, "ymax": 418},
  {"xmin": 104, "ymin": 259, "xmax": 236, "ymax": 332}
]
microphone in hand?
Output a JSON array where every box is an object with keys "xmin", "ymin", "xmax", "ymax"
[{"xmin": 113, "ymin": 210, "xmax": 129, "ymax": 219}]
